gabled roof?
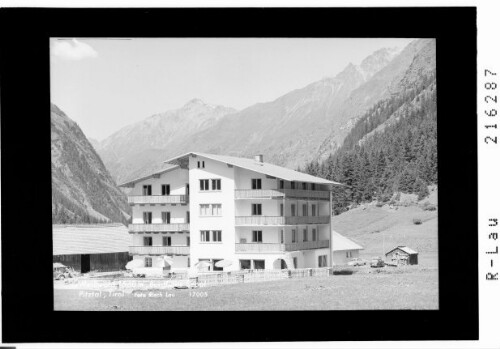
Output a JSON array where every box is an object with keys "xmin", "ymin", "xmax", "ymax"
[
  {"xmin": 53, "ymin": 224, "xmax": 131, "ymax": 255},
  {"xmin": 385, "ymin": 246, "xmax": 419, "ymax": 256},
  {"xmin": 331, "ymin": 230, "xmax": 364, "ymax": 251},
  {"xmin": 164, "ymin": 152, "xmax": 343, "ymax": 186},
  {"xmin": 118, "ymin": 164, "xmax": 179, "ymax": 188}
]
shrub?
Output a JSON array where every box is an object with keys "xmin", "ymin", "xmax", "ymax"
[
  {"xmin": 413, "ymin": 218, "xmax": 422, "ymax": 225},
  {"xmin": 376, "ymin": 202, "xmax": 384, "ymax": 207},
  {"xmin": 423, "ymin": 202, "xmax": 437, "ymax": 211},
  {"xmin": 332, "ymin": 269, "xmax": 354, "ymax": 275}
]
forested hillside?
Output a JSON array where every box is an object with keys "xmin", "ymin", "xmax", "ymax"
[{"xmin": 304, "ymin": 55, "xmax": 437, "ymax": 215}]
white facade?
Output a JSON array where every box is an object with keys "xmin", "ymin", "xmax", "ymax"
[{"xmin": 121, "ymin": 153, "xmax": 336, "ymax": 272}]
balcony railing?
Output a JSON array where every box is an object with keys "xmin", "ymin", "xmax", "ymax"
[
  {"xmin": 128, "ymin": 223, "xmax": 190, "ymax": 232},
  {"xmin": 235, "ymin": 240, "xmax": 329, "ymax": 253},
  {"xmin": 235, "ymin": 216, "xmax": 330, "ymax": 226},
  {"xmin": 234, "ymin": 189, "xmax": 329, "ymax": 200},
  {"xmin": 235, "ymin": 216, "xmax": 285, "ymax": 226},
  {"xmin": 129, "ymin": 245, "xmax": 190, "ymax": 255},
  {"xmin": 128, "ymin": 195, "xmax": 189, "ymax": 205}
]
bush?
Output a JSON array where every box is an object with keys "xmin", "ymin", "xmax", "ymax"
[
  {"xmin": 413, "ymin": 218, "xmax": 422, "ymax": 225},
  {"xmin": 376, "ymin": 202, "xmax": 384, "ymax": 207},
  {"xmin": 332, "ymin": 269, "xmax": 354, "ymax": 275},
  {"xmin": 422, "ymin": 202, "xmax": 437, "ymax": 211}
]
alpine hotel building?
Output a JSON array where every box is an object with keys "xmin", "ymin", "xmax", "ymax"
[{"xmin": 119, "ymin": 152, "xmax": 342, "ymax": 272}]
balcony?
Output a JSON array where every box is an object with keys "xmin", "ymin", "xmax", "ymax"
[
  {"xmin": 129, "ymin": 245, "xmax": 190, "ymax": 255},
  {"xmin": 128, "ymin": 195, "xmax": 189, "ymax": 205},
  {"xmin": 235, "ymin": 240, "xmax": 329, "ymax": 253},
  {"xmin": 234, "ymin": 189, "xmax": 329, "ymax": 200},
  {"xmin": 234, "ymin": 216, "xmax": 330, "ymax": 226},
  {"xmin": 128, "ymin": 223, "xmax": 190, "ymax": 233}
]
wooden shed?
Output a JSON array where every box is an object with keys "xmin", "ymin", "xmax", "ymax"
[
  {"xmin": 53, "ymin": 223, "xmax": 132, "ymax": 273},
  {"xmin": 385, "ymin": 246, "xmax": 419, "ymax": 265}
]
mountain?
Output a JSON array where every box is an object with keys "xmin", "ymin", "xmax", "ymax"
[
  {"xmin": 98, "ymin": 99, "xmax": 236, "ymax": 183},
  {"xmin": 51, "ymin": 104, "xmax": 131, "ymax": 224},
  {"xmin": 303, "ymin": 39, "xmax": 437, "ymax": 214}
]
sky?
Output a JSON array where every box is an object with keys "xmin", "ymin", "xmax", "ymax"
[{"xmin": 50, "ymin": 38, "xmax": 414, "ymax": 141}]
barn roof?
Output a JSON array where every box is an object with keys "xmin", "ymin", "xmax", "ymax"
[
  {"xmin": 331, "ymin": 230, "xmax": 364, "ymax": 251},
  {"xmin": 385, "ymin": 246, "xmax": 419, "ymax": 256},
  {"xmin": 164, "ymin": 152, "xmax": 343, "ymax": 186},
  {"xmin": 53, "ymin": 224, "xmax": 131, "ymax": 255}
]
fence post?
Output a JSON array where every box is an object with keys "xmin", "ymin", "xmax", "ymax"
[{"xmin": 309, "ymin": 268, "xmax": 313, "ymax": 277}]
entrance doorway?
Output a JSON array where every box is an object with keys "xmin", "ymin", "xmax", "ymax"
[{"xmin": 81, "ymin": 254, "xmax": 91, "ymax": 273}]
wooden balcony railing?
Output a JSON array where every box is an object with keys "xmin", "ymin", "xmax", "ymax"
[
  {"xmin": 235, "ymin": 216, "xmax": 285, "ymax": 226},
  {"xmin": 235, "ymin": 216, "xmax": 330, "ymax": 226},
  {"xmin": 235, "ymin": 240, "xmax": 329, "ymax": 253},
  {"xmin": 285, "ymin": 216, "xmax": 330, "ymax": 225},
  {"xmin": 128, "ymin": 195, "xmax": 189, "ymax": 205},
  {"xmin": 129, "ymin": 245, "xmax": 190, "ymax": 255},
  {"xmin": 128, "ymin": 223, "xmax": 190, "ymax": 232},
  {"xmin": 234, "ymin": 189, "xmax": 329, "ymax": 200}
]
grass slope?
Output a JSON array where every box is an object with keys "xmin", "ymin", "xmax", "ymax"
[{"xmin": 331, "ymin": 199, "xmax": 438, "ymax": 267}]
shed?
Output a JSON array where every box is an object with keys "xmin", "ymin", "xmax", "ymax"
[
  {"xmin": 331, "ymin": 230, "xmax": 364, "ymax": 265},
  {"xmin": 385, "ymin": 246, "xmax": 419, "ymax": 265},
  {"xmin": 53, "ymin": 223, "xmax": 132, "ymax": 273}
]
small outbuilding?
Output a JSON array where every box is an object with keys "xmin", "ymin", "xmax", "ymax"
[
  {"xmin": 53, "ymin": 223, "xmax": 131, "ymax": 273},
  {"xmin": 385, "ymin": 246, "xmax": 419, "ymax": 265},
  {"xmin": 331, "ymin": 230, "xmax": 364, "ymax": 265}
]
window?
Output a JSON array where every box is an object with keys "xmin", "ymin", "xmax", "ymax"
[
  {"xmin": 252, "ymin": 203, "xmax": 262, "ymax": 216},
  {"xmin": 145, "ymin": 257, "xmax": 152, "ymax": 268},
  {"xmin": 143, "ymin": 212, "xmax": 152, "ymax": 224},
  {"xmin": 200, "ymin": 230, "xmax": 210, "ymax": 242},
  {"xmin": 279, "ymin": 180, "xmax": 284, "ymax": 189},
  {"xmin": 312, "ymin": 228, "xmax": 317, "ymax": 241},
  {"xmin": 252, "ymin": 230, "xmax": 263, "ymax": 243},
  {"xmin": 302, "ymin": 204, "xmax": 308, "ymax": 216},
  {"xmin": 346, "ymin": 251, "xmax": 353, "ymax": 258},
  {"xmin": 302, "ymin": 182, "xmax": 307, "ymax": 190},
  {"xmin": 303, "ymin": 229, "xmax": 308, "ymax": 242},
  {"xmin": 200, "ymin": 179, "xmax": 209, "ymax": 191},
  {"xmin": 212, "ymin": 230, "xmax": 222, "ymax": 242},
  {"xmin": 252, "ymin": 178, "xmax": 262, "ymax": 190},
  {"xmin": 291, "ymin": 204, "xmax": 296, "ymax": 216},
  {"xmin": 197, "ymin": 161, "xmax": 200, "ymax": 168},
  {"xmin": 211, "ymin": 204, "xmax": 222, "ymax": 216},
  {"xmin": 197, "ymin": 161, "xmax": 205, "ymax": 168},
  {"xmin": 292, "ymin": 229, "xmax": 296, "ymax": 243},
  {"xmin": 143, "ymin": 236, "xmax": 152, "ymax": 246},
  {"xmin": 293, "ymin": 257, "xmax": 298, "ymax": 269},
  {"xmin": 311, "ymin": 183, "xmax": 316, "ymax": 191},
  {"xmin": 291, "ymin": 182, "xmax": 296, "ymax": 189},
  {"xmin": 161, "ymin": 211, "xmax": 170, "ymax": 224},
  {"xmin": 253, "ymin": 260, "xmax": 265, "ymax": 270},
  {"xmin": 311, "ymin": 204, "xmax": 317, "ymax": 217},
  {"xmin": 163, "ymin": 236, "xmax": 172, "ymax": 246},
  {"xmin": 188, "ymin": 257, "xmax": 190, "ymax": 267},
  {"xmin": 200, "ymin": 204, "xmax": 221, "ymax": 216},
  {"xmin": 211, "ymin": 179, "xmax": 221, "ymax": 190},
  {"xmin": 280, "ymin": 229, "xmax": 284, "ymax": 243},
  {"xmin": 240, "ymin": 259, "xmax": 251, "ymax": 270},
  {"xmin": 186, "ymin": 211, "xmax": 190, "ymax": 223},
  {"xmin": 280, "ymin": 203, "xmax": 284, "ymax": 216},
  {"xmin": 187, "ymin": 236, "xmax": 190, "ymax": 246},
  {"xmin": 142, "ymin": 185, "xmax": 152, "ymax": 196},
  {"xmin": 318, "ymin": 255, "xmax": 327, "ymax": 267},
  {"xmin": 161, "ymin": 184, "xmax": 170, "ymax": 196}
]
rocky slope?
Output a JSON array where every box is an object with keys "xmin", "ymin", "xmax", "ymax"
[{"xmin": 51, "ymin": 104, "xmax": 131, "ymax": 224}]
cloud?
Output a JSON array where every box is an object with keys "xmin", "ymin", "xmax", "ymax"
[{"xmin": 52, "ymin": 39, "xmax": 98, "ymax": 61}]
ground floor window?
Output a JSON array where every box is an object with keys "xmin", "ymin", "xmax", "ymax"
[
  {"xmin": 346, "ymin": 251, "xmax": 352, "ymax": 258},
  {"xmin": 240, "ymin": 259, "xmax": 251, "ymax": 269},
  {"xmin": 318, "ymin": 255, "xmax": 327, "ymax": 267},
  {"xmin": 145, "ymin": 257, "xmax": 152, "ymax": 268},
  {"xmin": 293, "ymin": 257, "xmax": 298, "ymax": 269},
  {"xmin": 213, "ymin": 259, "xmax": 223, "ymax": 271},
  {"xmin": 254, "ymin": 260, "xmax": 265, "ymax": 270}
]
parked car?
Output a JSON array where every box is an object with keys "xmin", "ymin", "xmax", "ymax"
[
  {"xmin": 347, "ymin": 258, "xmax": 367, "ymax": 266},
  {"xmin": 370, "ymin": 256, "xmax": 385, "ymax": 268}
]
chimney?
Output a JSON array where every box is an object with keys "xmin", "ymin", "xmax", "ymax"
[{"xmin": 254, "ymin": 154, "xmax": 264, "ymax": 163}]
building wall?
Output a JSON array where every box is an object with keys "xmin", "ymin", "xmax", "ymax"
[
  {"xmin": 53, "ymin": 252, "xmax": 130, "ymax": 273},
  {"xmin": 129, "ymin": 167, "xmax": 189, "ymax": 196},
  {"xmin": 188, "ymin": 155, "xmax": 238, "ymax": 270},
  {"xmin": 131, "ymin": 204, "xmax": 190, "ymax": 224},
  {"xmin": 132, "ymin": 254, "xmax": 189, "ymax": 270},
  {"xmin": 332, "ymin": 249, "xmax": 360, "ymax": 265}
]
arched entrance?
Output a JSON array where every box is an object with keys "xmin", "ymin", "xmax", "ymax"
[{"xmin": 273, "ymin": 258, "xmax": 288, "ymax": 269}]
